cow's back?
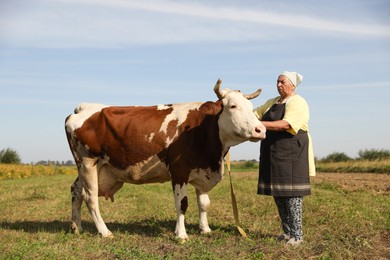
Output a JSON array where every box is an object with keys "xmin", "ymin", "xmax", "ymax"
[{"xmin": 65, "ymin": 102, "xmax": 223, "ymax": 182}]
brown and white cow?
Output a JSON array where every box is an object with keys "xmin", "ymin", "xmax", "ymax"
[{"xmin": 65, "ymin": 79, "xmax": 266, "ymax": 240}]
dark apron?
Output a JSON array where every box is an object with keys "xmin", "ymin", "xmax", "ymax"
[{"xmin": 257, "ymin": 103, "xmax": 311, "ymax": 197}]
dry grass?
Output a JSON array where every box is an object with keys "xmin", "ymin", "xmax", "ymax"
[
  {"xmin": 0, "ymin": 164, "xmax": 76, "ymax": 180},
  {"xmin": 315, "ymin": 159, "xmax": 390, "ymax": 173}
]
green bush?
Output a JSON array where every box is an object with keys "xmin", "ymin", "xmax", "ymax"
[
  {"xmin": 358, "ymin": 149, "xmax": 390, "ymax": 161},
  {"xmin": 0, "ymin": 148, "xmax": 21, "ymax": 164},
  {"xmin": 321, "ymin": 152, "xmax": 351, "ymax": 163},
  {"xmin": 243, "ymin": 160, "xmax": 256, "ymax": 168}
]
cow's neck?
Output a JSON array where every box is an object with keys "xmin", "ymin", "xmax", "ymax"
[{"xmin": 199, "ymin": 113, "xmax": 224, "ymax": 171}]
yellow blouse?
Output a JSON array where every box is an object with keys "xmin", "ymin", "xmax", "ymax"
[{"xmin": 254, "ymin": 95, "xmax": 316, "ymax": 176}]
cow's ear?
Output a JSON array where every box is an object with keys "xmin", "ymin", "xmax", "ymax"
[{"xmin": 199, "ymin": 101, "xmax": 223, "ymax": 115}]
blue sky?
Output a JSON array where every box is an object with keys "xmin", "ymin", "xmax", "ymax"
[{"xmin": 0, "ymin": 0, "xmax": 389, "ymax": 163}]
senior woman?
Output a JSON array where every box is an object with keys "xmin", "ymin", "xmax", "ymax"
[{"xmin": 254, "ymin": 71, "xmax": 315, "ymax": 246}]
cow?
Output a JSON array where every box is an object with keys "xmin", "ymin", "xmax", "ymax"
[{"xmin": 65, "ymin": 79, "xmax": 266, "ymax": 241}]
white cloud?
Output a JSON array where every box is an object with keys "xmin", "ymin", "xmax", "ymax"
[
  {"xmin": 0, "ymin": 0, "xmax": 389, "ymax": 49},
  {"xmin": 74, "ymin": 0, "xmax": 390, "ymax": 35},
  {"xmin": 308, "ymin": 81, "xmax": 390, "ymax": 90}
]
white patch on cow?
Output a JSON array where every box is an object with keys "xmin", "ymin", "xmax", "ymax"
[
  {"xmin": 96, "ymin": 155, "xmax": 171, "ymax": 184},
  {"xmin": 188, "ymin": 167, "xmax": 223, "ymax": 192},
  {"xmin": 197, "ymin": 192, "xmax": 212, "ymax": 234},
  {"xmin": 66, "ymin": 103, "xmax": 108, "ymax": 132},
  {"xmin": 146, "ymin": 133, "xmax": 155, "ymax": 142},
  {"xmin": 79, "ymin": 157, "xmax": 113, "ymax": 237},
  {"xmin": 159, "ymin": 102, "xmax": 202, "ymax": 146},
  {"xmin": 97, "ymin": 163, "xmax": 123, "ymax": 201},
  {"xmin": 157, "ymin": 104, "xmax": 171, "ymax": 110},
  {"xmin": 126, "ymin": 155, "xmax": 171, "ymax": 183}
]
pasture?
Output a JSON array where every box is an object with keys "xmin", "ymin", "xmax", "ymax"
[{"xmin": 0, "ymin": 171, "xmax": 389, "ymax": 259}]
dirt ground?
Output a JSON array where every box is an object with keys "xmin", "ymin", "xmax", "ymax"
[
  {"xmin": 312, "ymin": 172, "xmax": 390, "ymax": 195},
  {"xmin": 235, "ymin": 171, "xmax": 390, "ymax": 196}
]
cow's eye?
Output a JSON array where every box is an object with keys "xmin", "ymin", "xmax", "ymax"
[{"xmin": 230, "ymin": 105, "xmax": 237, "ymax": 109}]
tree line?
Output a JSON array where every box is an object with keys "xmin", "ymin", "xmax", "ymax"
[
  {"xmin": 318, "ymin": 149, "xmax": 390, "ymax": 162},
  {"xmin": 0, "ymin": 148, "xmax": 74, "ymax": 165}
]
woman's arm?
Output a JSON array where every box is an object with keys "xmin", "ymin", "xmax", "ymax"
[{"xmin": 261, "ymin": 120, "xmax": 291, "ymax": 131}]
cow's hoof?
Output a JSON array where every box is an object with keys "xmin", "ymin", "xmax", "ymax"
[
  {"xmin": 178, "ymin": 237, "xmax": 189, "ymax": 244},
  {"xmin": 71, "ymin": 223, "xmax": 83, "ymax": 234},
  {"xmin": 100, "ymin": 231, "xmax": 114, "ymax": 239},
  {"xmin": 200, "ymin": 227, "xmax": 212, "ymax": 235},
  {"xmin": 175, "ymin": 233, "xmax": 189, "ymax": 244}
]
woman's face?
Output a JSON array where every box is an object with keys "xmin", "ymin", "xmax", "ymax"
[{"xmin": 277, "ymin": 75, "xmax": 295, "ymax": 98}]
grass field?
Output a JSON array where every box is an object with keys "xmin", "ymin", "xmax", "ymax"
[{"xmin": 0, "ymin": 171, "xmax": 389, "ymax": 259}]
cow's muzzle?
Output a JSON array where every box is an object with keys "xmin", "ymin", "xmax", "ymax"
[{"xmin": 251, "ymin": 125, "xmax": 266, "ymax": 141}]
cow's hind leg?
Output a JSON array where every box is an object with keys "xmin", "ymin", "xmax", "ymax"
[
  {"xmin": 196, "ymin": 189, "xmax": 212, "ymax": 234},
  {"xmin": 80, "ymin": 158, "xmax": 113, "ymax": 238},
  {"xmin": 71, "ymin": 176, "xmax": 84, "ymax": 234}
]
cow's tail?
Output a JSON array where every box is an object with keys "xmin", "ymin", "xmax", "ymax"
[
  {"xmin": 73, "ymin": 103, "xmax": 107, "ymax": 114},
  {"xmin": 74, "ymin": 103, "xmax": 88, "ymax": 114}
]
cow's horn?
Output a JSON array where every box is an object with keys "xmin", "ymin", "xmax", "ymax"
[
  {"xmin": 244, "ymin": 88, "xmax": 262, "ymax": 100},
  {"xmin": 214, "ymin": 79, "xmax": 224, "ymax": 100}
]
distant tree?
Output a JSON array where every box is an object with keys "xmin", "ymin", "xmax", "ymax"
[
  {"xmin": 36, "ymin": 160, "xmax": 48, "ymax": 166},
  {"xmin": 35, "ymin": 160, "xmax": 75, "ymax": 166},
  {"xmin": 0, "ymin": 148, "xmax": 22, "ymax": 164},
  {"xmin": 65, "ymin": 160, "xmax": 75, "ymax": 166},
  {"xmin": 358, "ymin": 149, "xmax": 390, "ymax": 161},
  {"xmin": 321, "ymin": 152, "xmax": 351, "ymax": 163},
  {"xmin": 243, "ymin": 160, "xmax": 256, "ymax": 168}
]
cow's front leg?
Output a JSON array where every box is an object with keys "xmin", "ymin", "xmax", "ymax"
[
  {"xmin": 196, "ymin": 189, "xmax": 212, "ymax": 234},
  {"xmin": 173, "ymin": 183, "xmax": 189, "ymax": 240}
]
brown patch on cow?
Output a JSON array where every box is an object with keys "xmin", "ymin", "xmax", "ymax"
[
  {"xmin": 166, "ymin": 119, "xmax": 179, "ymax": 140},
  {"xmin": 75, "ymin": 106, "xmax": 173, "ymax": 169},
  {"xmin": 180, "ymin": 196, "xmax": 188, "ymax": 213},
  {"xmin": 199, "ymin": 100, "xmax": 223, "ymax": 115}
]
